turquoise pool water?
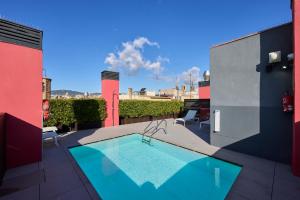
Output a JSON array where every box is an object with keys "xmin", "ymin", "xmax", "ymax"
[{"xmin": 69, "ymin": 134, "xmax": 241, "ymax": 200}]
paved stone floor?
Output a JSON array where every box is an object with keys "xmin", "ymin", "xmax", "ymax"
[{"xmin": 0, "ymin": 119, "xmax": 300, "ymax": 200}]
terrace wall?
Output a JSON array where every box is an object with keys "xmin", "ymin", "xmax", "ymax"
[
  {"xmin": 210, "ymin": 23, "xmax": 293, "ymax": 163},
  {"xmin": 0, "ymin": 19, "xmax": 43, "ymax": 168},
  {"xmin": 0, "ymin": 113, "xmax": 5, "ymax": 179},
  {"xmin": 292, "ymin": 0, "xmax": 300, "ymax": 175},
  {"xmin": 198, "ymin": 81, "xmax": 210, "ymax": 100},
  {"xmin": 101, "ymin": 71, "xmax": 119, "ymax": 127}
]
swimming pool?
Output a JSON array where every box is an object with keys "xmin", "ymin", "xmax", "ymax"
[{"xmin": 69, "ymin": 134, "xmax": 241, "ymax": 200}]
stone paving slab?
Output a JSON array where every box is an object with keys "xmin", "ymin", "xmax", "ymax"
[
  {"xmin": 1, "ymin": 170, "xmax": 44, "ymax": 191},
  {"xmin": 0, "ymin": 185, "xmax": 39, "ymax": 200}
]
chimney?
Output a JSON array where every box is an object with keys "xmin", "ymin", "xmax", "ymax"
[
  {"xmin": 42, "ymin": 77, "xmax": 51, "ymax": 100},
  {"xmin": 101, "ymin": 70, "xmax": 119, "ymax": 127}
]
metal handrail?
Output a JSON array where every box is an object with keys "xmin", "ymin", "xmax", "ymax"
[
  {"xmin": 143, "ymin": 120, "xmax": 157, "ymax": 133},
  {"xmin": 142, "ymin": 119, "xmax": 167, "ymax": 144}
]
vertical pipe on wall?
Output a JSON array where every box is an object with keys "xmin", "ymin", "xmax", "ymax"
[
  {"xmin": 292, "ymin": 0, "xmax": 300, "ymax": 176},
  {"xmin": 101, "ymin": 71, "xmax": 119, "ymax": 127}
]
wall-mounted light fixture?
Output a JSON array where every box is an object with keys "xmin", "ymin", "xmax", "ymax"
[
  {"xmin": 282, "ymin": 65, "xmax": 288, "ymax": 70},
  {"xmin": 266, "ymin": 51, "xmax": 294, "ymax": 72},
  {"xmin": 269, "ymin": 51, "xmax": 281, "ymax": 63},
  {"xmin": 287, "ymin": 53, "xmax": 294, "ymax": 61},
  {"xmin": 266, "ymin": 51, "xmax": 281, "ymax": 73},
  {"xmin": 282, "ymin": 53, "xmax": 294, "ymax": 70}
]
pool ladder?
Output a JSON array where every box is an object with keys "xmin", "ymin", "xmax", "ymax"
[{"xmin": 141, "ymin": 119, "xmax": 167, "ymax": 144}]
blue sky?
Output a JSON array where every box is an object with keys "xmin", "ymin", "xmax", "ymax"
[{"xmin": 1, "ymin": 0, "xmax": 292, "ymax": 93}]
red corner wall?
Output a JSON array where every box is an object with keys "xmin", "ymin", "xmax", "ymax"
[
  {"xmin": 0, "ymin": 113, "xmax": 5, "ymax": 176},
  {"xmin": 198, "ymin": 86, "xmax": 210, "ymax": 99},
  {"xmin": 0, "ymin": 42, "xmax": 42, "ymax": 168},
  {"xmin": 102, "ymin": 79, "xmax": 119, "ymax": 127},
  {"xmin": 292, "ymin": 0, "xmax": 300, "ymax": 176}
]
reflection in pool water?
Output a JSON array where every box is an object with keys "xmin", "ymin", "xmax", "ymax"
[{"xmin": 69, "ymin": 134, "xmax": 241, "ymax": 200}]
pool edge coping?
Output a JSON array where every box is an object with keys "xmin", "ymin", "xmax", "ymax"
[
  {"xmin": 66, "ymin": 132, "xmax": 243, "ymax": 200},
  {"xmin": 68, "ymin": 132, "xmax": 243, "ymax": 168}
]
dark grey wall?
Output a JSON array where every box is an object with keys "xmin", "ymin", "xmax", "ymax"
[{"xmin": 210, "ymin": 23, "xmax": 293, "ymax": 163}]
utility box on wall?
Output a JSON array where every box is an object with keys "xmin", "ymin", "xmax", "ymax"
[
  {"xmin": 0, "ymin": 19, "xmax": 43, "ymax": 168},
  {"xmin": 101, "ymin": 71, "xmax": 119, "ymax": 127}
]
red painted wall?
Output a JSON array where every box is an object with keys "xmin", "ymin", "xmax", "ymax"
[
  {"xmin": 292, "ymin": 0, "xmax": 300, "ymax": 176},
  {"xmin": 198, "ymin": 86, "xmax": 210, "ymax": 99},
  {"xmin": 0, "ymin": 113, "xmax": 5, "ymax": 176},
  {"xmin": 0, "ymin": 42, "xmax": 42, "ymax": 168},
  {"xmin": 102, "ymin": 80, "xmax": 119, "ymax": 127}
]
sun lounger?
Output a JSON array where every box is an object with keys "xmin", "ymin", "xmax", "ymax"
[
  {"xmin": 42, "ymin": 126, "xmax": 59, "ymax": 146},
  {"xmin": 199, "ymin": 119, "xmax": 210, "ymax": 129},
  {"xmin": 174, "ymin": 110, "xmax": 197, "ymax": 126}
]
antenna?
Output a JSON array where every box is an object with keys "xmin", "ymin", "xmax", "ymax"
[
  {"xmin": 175, "ymin": 76, "xmax": 179, "ymax": 99},
  {"xmin": 43, "ymin": 68, "xmax": 47, "ymax": 77},
  {"xmin": 189, "ymin": 72, "xmax": 192, "ymax": 99}
]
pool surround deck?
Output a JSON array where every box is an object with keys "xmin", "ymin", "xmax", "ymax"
[{"xmin": 0, "ymin": 119, "xmax": 300, "ymax": 200}]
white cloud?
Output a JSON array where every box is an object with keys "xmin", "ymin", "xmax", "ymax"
[
  {"xmin": 105, "ymin": 37, "xmax": 202, "ymax": 86},
  {"xmin": 133, "ymin": 37, "xmax": 159, "ymax": 48},
  {"xmin": 153, "ymin": 66, "xmax": 201, "ymax": 87},
  {"xmin": 180, "ymin": 66, "xmax": 201, "ymax": 84},
  {"xmin": 105, "ymin": 37, "xmax": 166, "ymax": 75}
]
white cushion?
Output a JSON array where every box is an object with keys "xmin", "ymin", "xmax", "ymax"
[
  {"xmin": 43, "ymin": 126, "xmax": 58, "ymax": 132},
  {"xmin": 43, "ymin": 131, "xmax": 58, "ymax": 139},
  {"xmin": 175, "ymin": 118, "xmax": 185, "ymax": 122}
]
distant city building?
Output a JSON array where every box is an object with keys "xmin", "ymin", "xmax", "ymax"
[
  {"xmin": 50, "ymin": 89, "xmax": 101, "ymax": 99},
  {"xmin": 146, "ymin": 90, "xmax": 156, "ymax": 96},
  {"xmin": 42, "ymin": 77, "xmax": 51, "ymax": 100},
  {"xmin": 181, "ymin": 84, "xmax": 186, "ymax": 94},
  {"xmin": 128, "ymin": 88, "xmax": 133, "ymax": 99},
  {"xmin": 159, "ymin": 84, "xmax": 199, "ymax": 100},
  {"xmin": 139, "ymin": 88, "xmax": 147, "ymax": 96},
  {"xmin": 119, "ymin": 88, "xmax": 163, "ymax": 100},
  {"xmin": 75, "ymin": 94, "xmax": 85, "ymax": 99},
  {"xmin": 159, "ymin": 88, "xmax": 177, "ymax": 97},
  {"xmin": 84, "ymin": 92, "xmax": 89, "ymax": 98}
]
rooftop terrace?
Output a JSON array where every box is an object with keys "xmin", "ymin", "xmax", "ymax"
[{"xmin": 0, "ymin": 120, "xmax": 299, "ymax": 200}]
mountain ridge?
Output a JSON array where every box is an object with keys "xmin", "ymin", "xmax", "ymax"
[{"xmin": 52, "ymin": 90, "xmax": 101, "ymax": 96}]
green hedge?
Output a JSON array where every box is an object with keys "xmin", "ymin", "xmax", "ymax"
[
  {"xmin": 44, "ymin": 99, "xmax": 106, "ymax": 127},
  {"xmin": 119, "ymin": 100, "xmax": 183, "ymax": 118},
  {"xmin": 44, "ymin": 99, "xmax": 183, "ymax": 128}
]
